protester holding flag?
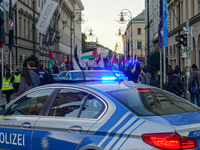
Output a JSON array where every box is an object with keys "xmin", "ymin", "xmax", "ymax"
[{"xmin": 0, "ymin": 0, "xmax": 5, "ymax": 48}]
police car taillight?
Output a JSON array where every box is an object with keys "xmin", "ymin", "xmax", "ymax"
[{"xmin": 142, "ymin": 133, "xmax": 196, "ymax": 149}]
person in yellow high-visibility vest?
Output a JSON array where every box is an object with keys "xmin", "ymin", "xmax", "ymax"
[
  {"xmin": 13, "ymin": 69, "xmax": 21, "ymax": 93},
  {"xmin": 2, "ymin": 71, "xmax": 14, "ymax": 104}
]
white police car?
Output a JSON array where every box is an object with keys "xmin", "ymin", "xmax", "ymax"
[{"xmin": 0, "ymin": 70, "xmax": 200, "ymax": 150}]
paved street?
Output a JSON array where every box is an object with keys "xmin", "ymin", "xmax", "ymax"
[{"xmin": 0, "ymin": 91, "xmax": 17, "ymax": 106}]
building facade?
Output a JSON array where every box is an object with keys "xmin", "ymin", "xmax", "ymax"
[
  {"xmin": 167, "ymin": 0, "xmax": 200, "ymax": 71},
  {"xmin": 122, "ymin": 10, "xmax": 146, "ymax": 62},
  {"xmin": 0, "ymin": 0, "xmax": 84, "ymax": 73},
  {"xmin": 145, "ymin": 0, "xmax": 157, "ymax": 55},
  {"xmin": 146, "ymin": 0, "xmax": 200, "ymax": 71}
]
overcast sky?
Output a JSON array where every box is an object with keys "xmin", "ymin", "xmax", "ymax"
[{"xmin": 81, "ymin": 0, "xmax": 145, "ymax": 53}]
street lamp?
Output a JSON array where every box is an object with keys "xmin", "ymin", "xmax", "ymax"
[
  {"xmin": 117, "ymin": 9, "xmax": 133, "ymax": 61},
  {"xmin": 116, "ymin": 27, "xmax": 125, "ymax": 37},
  {"xmin": 84, "ymin": 27, "xmax": 98, "ymax": 48},
  {"xmin": 69, "ymin": 6, "xmax": 86, "ymax": 69},
  {"xmin": 114, "ymin": 42, "xmax": 121, "ymax": 53},
  {"xmin": 84, "ymin": 27, "xmax": 94, "ymax": 37}
]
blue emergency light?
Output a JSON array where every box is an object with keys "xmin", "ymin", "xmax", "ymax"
[{"xmin": 101, "ymin": 77, "xmax": 117, "ymax": 80}]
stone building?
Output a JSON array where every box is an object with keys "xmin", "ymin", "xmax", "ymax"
[
  {"xmin": 166, "ymin": 0, "xmax": 200, "ymax": 70},
  {"xmin": 146, "ymin": 0, "xmax": 200, "ymax": 71},
  {"xmin": 0, "ymin": 0, "xmax": 84, "ymax": 72}
]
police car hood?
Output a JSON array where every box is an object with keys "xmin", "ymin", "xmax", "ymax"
[{"xmin": 142, "ymin": 112, "xmax": 200, "ymax": 126}]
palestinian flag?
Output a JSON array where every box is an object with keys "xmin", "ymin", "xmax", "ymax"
[
  {"xmin": 61, "ymin": 58, "xmax": 66, "ymax": 67},
  {"xmin": 48, "ymin": 49, "xmax": 55, "ymax": 73},
  {"xmin": 81, "ymin": 48, "xmax": 97, "ymax": 60},
  {"xmin": 74, "ymin": 45, "xmax": 83, "ymax": 70}
]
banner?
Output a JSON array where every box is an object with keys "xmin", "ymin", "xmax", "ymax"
[
  {"xmin": 158, "ymin": 0, "xmax": 163, "ymax": 50},
  {"xmin": 163, "ymin": 0, "xmax": 168, "ymax": 47},
  {"xmin": 0, "ymin": 0, "xmax": 5, "ymax": 48},
  {"xmin": 43, "ymin": 26, "xmax": 50, "ymax": 46},
  {"xmin": 9, "ymin": 0, "xmax": 14, "ymax": 51},
  {"xmin": 49, "ymin": 28, "xmax": 56, "ymax": 46},
  {"xmin": 36, "ymin": 0, "xmax": 58, "ymax": 34},
  {"xmin": 3, "ymin": 0, "xmax": 17, "ymax": 12}
]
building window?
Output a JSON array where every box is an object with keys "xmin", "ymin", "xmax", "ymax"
[
  {"xmin": 137, "ymin": 41, "xmax": 142, "ymax": 49},
  {"xmin": 137, "ymin": 28, "xmax": 142, "ymax": 35},
  {"xmin": 19, "ymin": 17, "xmax": 22, "ymax": 37},
  {"xmin": 24, "ymin": 19, "xmax": 26, "ymax": 38},
  {"xmin": 38, "ymin": 0, "xmax": 40, "ymax": 7},
  {"xmin": 6, "ymin": 12, "xmax": 8, "ymax": 33},
  {"xmin": 28, "ymin": 21, "xmax": 30, "ymax": 39}
]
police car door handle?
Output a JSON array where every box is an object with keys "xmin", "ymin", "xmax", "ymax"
[
  {"xmin": 69, "ymin": 126, "xmax": 82, "ymax": 133},
  {"xmin": 21, "ymin": 122, "xmax": 32, "ymax": 129}
]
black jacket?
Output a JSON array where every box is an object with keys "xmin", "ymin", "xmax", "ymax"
[
  {"xmin": 38, "ymin": 69, "xmax": 51, "ymax": 85},
  {"xmin": 124, "ymin": 69, "xmax": 133, "ymax": 81},
  {"xmin": 169, "ymin": 74, "xmax": 182, "ymax": 96}
]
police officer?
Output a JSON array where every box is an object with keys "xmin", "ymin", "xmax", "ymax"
[
  {"xmin": 38, "ymin": 64, "xmax": 50, "ymax": 86},
  {"xmin": 13, "ymin": 69, "xmax": 21, "ymax": 93},
  {"xmin": 157, "ymin": 70, "xmax": 160, "ymax": 80},
  {"xmin": 2, "ymin": 71, "xmax": 14, "ymax": 104}
]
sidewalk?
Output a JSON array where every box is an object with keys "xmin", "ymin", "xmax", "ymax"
[{"xmin": 0, "ymin": 91, "xmax": 17, "ymax": 106}]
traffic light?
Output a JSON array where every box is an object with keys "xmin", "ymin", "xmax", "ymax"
[{"xmin": 175, "ymin": 34, "xmax": 187, "ymax": 49}]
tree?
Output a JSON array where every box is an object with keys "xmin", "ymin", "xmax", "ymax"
[
  {"xmin": 147, "ymin": 51, "xmax": 160, "ymax": 73},
  {"xmin": 82, "ymin": 33, "xmax": 89, "ymax": 52},
  {"xmin": 23, "ymin": 55, "xmax": 39, "ymax": 68}
]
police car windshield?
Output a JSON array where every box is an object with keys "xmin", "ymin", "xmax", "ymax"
[{"xmin": 106, "ymin": 88, "xmax": 200, "ymax": 116}]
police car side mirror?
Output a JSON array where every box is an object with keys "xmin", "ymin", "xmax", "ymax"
[{"xmin": 0, "ymin": 105, "xmax": 5, "ymax": 115}]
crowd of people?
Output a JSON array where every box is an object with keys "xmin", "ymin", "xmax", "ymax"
[
  {"xmin": 1, "ymin": 61, "xmax": 68, "ymax": 104},
  {"xmin": 119, "ymin": 63, "xmax": 154, "ymax": 86},
  {"xmin": 2, "ymin": 60, "xmax": 200, "ymax": 107},
  {"xmin": 121, "ymin": 63, "xmax": 200, "ymax": 107}
]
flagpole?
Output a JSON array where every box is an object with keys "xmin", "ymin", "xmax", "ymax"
[
  {"xmin": 160, "ymin": 47, "xmax": 162, "ymax": 89},
  {"xmin": 1, "ymin": 47, "xmax": 3, "ymax": 86},
  {"xmin": 164, "ymin": 44, "xmax": 166, "ymax": 83},
  {"xmin": 10, "ymin": 50, "xmax": 12, "ymax": 73}
]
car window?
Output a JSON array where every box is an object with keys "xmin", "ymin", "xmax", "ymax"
[
  {"xmin": 7, "ymin": 89, "xmax": 55, "ymax": 116},
  {"xmin": 106, "ymin": 88, "xmax": 200, "ymax": 116},
  {"xmin": 79, "ymin": 95, "xmax": 105, "ymax": 119},
  {"xmin": 58, "ymin": 72, "xmax": 67, "ymax": 78},
  {"xmin": 49, "ymin": 89, "xmax": 88, "ymax": 117}
]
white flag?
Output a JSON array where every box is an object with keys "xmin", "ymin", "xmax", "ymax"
[
  {"xmin": 98, "ymin": 54, "xmax": 104, "ymax": 68},
  {"xmin": 36, "ymin": 0, "xmax": 58, "ymax": 34},
  {"xmin": 3, "ymin": 0, "xmax": 17, "ymax": 12}
]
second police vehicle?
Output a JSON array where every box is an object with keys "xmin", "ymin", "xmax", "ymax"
[{"xmin": 0, "ymin": 70, "xmax": 200, "ymax": 150}]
